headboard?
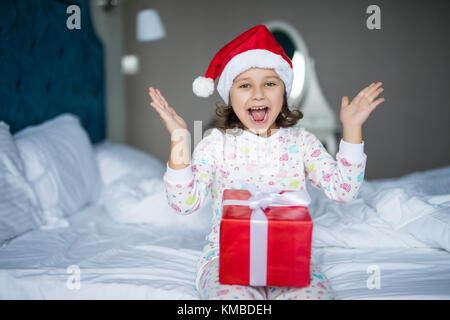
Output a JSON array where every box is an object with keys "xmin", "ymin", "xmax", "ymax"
[{"xmin": 0, "ymin": 0, "xmax": 106, "ymax": 144}]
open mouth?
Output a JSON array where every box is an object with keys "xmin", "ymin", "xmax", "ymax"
[{"xmin": 247, "ymin": 106, "xmax": 269, "ymax": 125}]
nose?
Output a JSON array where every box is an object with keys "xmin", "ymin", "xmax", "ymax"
[{"xmin": 252, "ymin": 85, "xmax": 265, "ymax": 100}]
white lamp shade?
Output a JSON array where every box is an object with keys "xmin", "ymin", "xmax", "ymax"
[
  {"xmin": 121, "ymin": 55, "xmax": 139, "ymax": 74},
  {"xmin": 136, "ymin": 9, "xmax": 166, "ymax": 42}
]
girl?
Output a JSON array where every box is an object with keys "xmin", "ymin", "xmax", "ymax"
[{"xmin": 148, "ymin": 25, "xmax": 384, "ymax": 300}]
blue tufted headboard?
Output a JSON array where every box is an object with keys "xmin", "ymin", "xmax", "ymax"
[{"xmin": 0, "ymin": 0, "xmax": 106, "ymax": 143}]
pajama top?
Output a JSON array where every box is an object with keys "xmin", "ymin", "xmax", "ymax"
[{"xmin": 163, "ymin": 126, "xmax": 367, "ymax": 287}]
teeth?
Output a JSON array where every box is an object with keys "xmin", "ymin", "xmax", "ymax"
[{"xmin": 250, "ymin": 106, "xmax": 267, "ymax": 110}]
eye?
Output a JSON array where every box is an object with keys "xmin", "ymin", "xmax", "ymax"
[
  {"xmin": 239, "ymin": 83, "xmax": 250, "ymax": 88},
  {"xmin": 266, "ymin": 82, "xmax": 276, "ymax": 86}
]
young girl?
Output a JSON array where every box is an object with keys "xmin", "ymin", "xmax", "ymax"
[{"xmin": 148, "ymin": 25, "xmax": 385, "ymax": 300}]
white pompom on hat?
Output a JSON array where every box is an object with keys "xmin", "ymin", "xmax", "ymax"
[
  {"xmin": 192, "ymin": 25, "xmax": 294, "ymax": 105},
  {"xmin": 192, "ymin": 76, "xmax": 214, "ymax": 98}
]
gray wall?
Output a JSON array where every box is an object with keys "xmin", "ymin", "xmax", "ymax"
[
  {"xmin": 120, "ymin": 0, "xmax": 450, "ymax": 180},
  {"xmin": 91, "ymin": 0, "xmax": 126, "ymax": 143}
]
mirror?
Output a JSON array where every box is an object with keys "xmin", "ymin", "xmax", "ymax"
[
  {"xmin": 264, "ymin": 20, "xmax": 311, "ymax": 108},
  {"xmin": 265, "ymin": 20, "xmax": 339, "ymax": 155}
]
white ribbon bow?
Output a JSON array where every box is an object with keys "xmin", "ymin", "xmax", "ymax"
[
  {"xmin": 243, "ymin": 180, "xmax": 311, "ymax": 211},
  {"xmin": 222, "ymin": 179, "xmax": 311, "ymax": 286}
]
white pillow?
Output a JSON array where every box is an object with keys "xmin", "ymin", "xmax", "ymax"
[
  {"xmin": 0, "ymin": 122, "xmax": 42, "ymax": 245},
  {"xmin": 14, "ymin": 114, "xmax": 102, "ymax": 228},
  {"xmin": 100, "ymin": 173, "xmax": 212, "ymax": 240},
  {"xmin": 94, "ymin": 142, "xmax": 210, "ymax": 237},
  {"xmin": 93, "ymin": 140, "xmax": 165, "ymax": 185}
]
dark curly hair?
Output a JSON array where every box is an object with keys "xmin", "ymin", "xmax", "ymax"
[{"xmin": 213, "ymin": 91, "xmax": 303, "ymax": 130}]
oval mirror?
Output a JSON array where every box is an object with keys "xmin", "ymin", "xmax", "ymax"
[{"xmin": 264, "ymin": 21, "xmax": 311, "ymax": 108}]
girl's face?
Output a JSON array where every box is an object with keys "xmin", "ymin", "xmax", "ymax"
[{"xmin": 229, "ymin": 67, "xmax": 284, "ymax": 135}]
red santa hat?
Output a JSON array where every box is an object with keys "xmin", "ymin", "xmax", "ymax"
[{"xmin": 192, "ymin": 25, "xmax": 293, "ymax": 105}]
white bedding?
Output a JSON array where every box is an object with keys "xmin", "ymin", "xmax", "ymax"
[
  {"xmin": 314, "ymin": 247, "xmax": 450, "ymax": 300},
  {"xmin": 0, "ymin": 141, "xmax": 449, "ymax": 300},
  {"xmin": 0, "ymin": 203, "xmax": 205, "ymax": 299},
  {"xmin": 309, "ymin": 165, "xmax": 450, "ymax": 300}
]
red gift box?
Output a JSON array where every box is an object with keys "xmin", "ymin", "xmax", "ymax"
[{"xmin": 219, "ymin": 188, "xmax": 313, "ymax": 287}]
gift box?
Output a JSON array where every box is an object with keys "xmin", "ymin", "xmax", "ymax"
[{"xmin": 219, "ymin": 187, "xmax": 313, "ymax": 287}]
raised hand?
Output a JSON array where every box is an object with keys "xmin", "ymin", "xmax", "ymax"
[
  {"xmin": 148, "ymin": 87, "xmax": 188, "ymax": 135},
  {"xmin": 340, "ymin": 82, "xmax": 385, "ymax": 128}
]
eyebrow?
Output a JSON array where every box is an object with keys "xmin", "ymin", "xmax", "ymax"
[{"xmin": 234, "ymin": 75, "xmax": 280, "ymax": 82}]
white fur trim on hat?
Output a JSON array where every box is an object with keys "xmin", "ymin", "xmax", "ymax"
[
  {"xmin": 217, "ymin": 49, "xmax": 293, "ymax": 105},
  {"xmin": 193, "ymin": 76, "xmax": 214, "ymax": 98}
]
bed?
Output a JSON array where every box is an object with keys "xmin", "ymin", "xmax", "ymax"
[
  {"xmin": 1, "ymin": 138, "xmax": 449, "ymax": 299},
  {"xmin": 1, "ymin": 0, "xmax": 449, "ymax": 300}
]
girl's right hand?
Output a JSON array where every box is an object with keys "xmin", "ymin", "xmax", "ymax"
[{"xmin": 148, "ymin": 87, "xmax": 188, "ymax": 135}]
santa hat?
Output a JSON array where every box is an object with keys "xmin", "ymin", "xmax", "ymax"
[{"xmin": 192, "ymin": 25, "xmax": 293, "ymax": 105}]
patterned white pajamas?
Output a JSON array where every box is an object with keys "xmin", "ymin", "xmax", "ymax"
[
  {"xmin": 197, "ymin": 256, "xmax": 338, "ymax": 300},
  {"xmin": 163, "ymin": 126, "xmax": 367, "ymax": 300}
]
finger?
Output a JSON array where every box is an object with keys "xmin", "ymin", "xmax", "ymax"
[
  {"xmin": 149, "ymin": 102, "xmax": 163, "ymax": 119},
  {"xmin": 149, "ymin": 101, "xmax": 164, "ymax": 115},
  {"xmin": 156, "ymin": 90, "xmax": 177, "ymax": 117},
  {"xmin": 153, "ymin": 88, "xmax": 168, "ymax": 109},
  {"xmin": 367, "ymin": 87, "xmax": 384, "ymax": 102},
  {"xmin": 353, "ymin": 94, "xmax": 362, "ymax": 106},
  {"xmin": 370, "ymin": 97, "xmax": 385, "ymax": 110},
  {"xmin": 365, "ymin": 82, "xmax": 383, "ymax": 98},
  {"xmin": 357, "ymin": 82, "xmax": 375, "ymax": 98},
  {"xmin": 149, "ymin": 94, "xmax": 165, "ymax": 112},
  {"xmin": 156, "ymin": 89, "xmax": 170, "ymax": 106},
  {"xmin": 150, "ymin": 100, "xmax": 168, "ymax": 114},
  {"xmin": 150, "ymin": 88, "xmax": 177, "ymax": 121},
  {"xmin": 149, "ymin": 87, "xmax": 159, "ymax": 98},
  {"xmin": 354, "ymin": 87, "xmax": 370, "ymax": 105},
  {"xmin": 355, "ymin": 82, "xmax": 376, "ymax": 104},
  {"xmin": 149, "ymin": 87, "xmax": 159, "ymax": 102},
  {"xmin": 151, "ymin": 99, "xmax": 176, "ymax": 118},
  {"xmin": 151, "ymin": 89, "xmax": 168, "ymax": 110},
  {"xmin": 341, "ymin": 96, "xmax": 349, "ymax": 107},
  {"xmin": 150, "ymin": 102, "xmax": 173, "ymax": 123}
]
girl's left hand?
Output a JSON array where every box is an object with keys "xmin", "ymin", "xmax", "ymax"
[{"xmin": 340, "ymin": 82, "xmax": 385, "ymax": 128}]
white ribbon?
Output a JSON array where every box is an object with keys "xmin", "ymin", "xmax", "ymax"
[{"xmin": 222, "ymin": 179, "xmax": 311, "ymax": 286}]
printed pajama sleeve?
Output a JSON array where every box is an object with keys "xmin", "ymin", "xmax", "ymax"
[
  {"xmin": 302, "ymin": 129, "xmax": 367, "ymax": 203},
  {"xmin": 163, "ymin": 131, "xmax": 217, "ymax": 215}
]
